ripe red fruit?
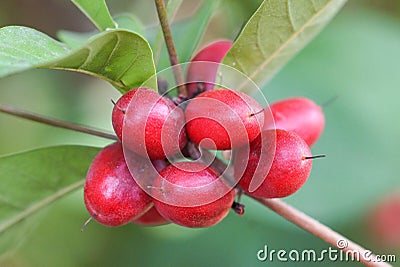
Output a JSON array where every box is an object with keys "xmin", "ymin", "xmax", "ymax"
[
  {"xmin": 84, "ymin": 142, "xmax": 153, "ymax": 227},
  {"xmin": 185, "ymin": 89, "xmax": 264, "ymax": 150},
  {"xmin": 132, "ymin": 206, "xmax": 169, "ymax": 226},
  {"xmin": 152, "ymin": 162, "xmax": 235, "ymax": 228},
  {"xmin": 132, "ymin": 159, "xmax": 170, "ymax": 226},
  {"xmin": 263, "ymin": 97, "xmax": 325, "ymax": 146},
  {"xmin": 186, "ymin": 40, "xmax": 232, "ymax": 98},
  {"xmin": 235, "ymin": 129, "xmax": 312, "ymax": 198},
  {"xmin": 368, "ymin": 191, "xmax": 400, "ymax": 248},
  {"xmin": 112, "ymin": 87, "xmax": 187, "ymax": 160}
]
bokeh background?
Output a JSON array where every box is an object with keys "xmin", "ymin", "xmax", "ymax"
[{"xmin": 0, "ymin": 0, "xmax": 399, "ymax": 266}]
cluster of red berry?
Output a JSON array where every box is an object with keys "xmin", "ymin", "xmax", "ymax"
[{"xmin": 83, "ymin": 41, "xmax": 325, "ymax": 229}]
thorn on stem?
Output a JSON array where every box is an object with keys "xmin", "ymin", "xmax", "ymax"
[
  {"xmin": 249, "ymin": 109, "xmax": 264, "ymax": 117},
  {"xmin": 321, "ymin": 95, "xmax": 339, "ymax": 108},
  {"xmin": 302, "ymin": 154, "xmax": 326, "ymax": 160},
  {"xmin": 119, "ymin": 79, "xmax": 127, "ymax": 87},
  {"xmin": 111, "ymin": 99, "xmax": 126, "ymax": 114},
  {"xmin": 81, "ymin": 214, "xmax": 96, "ymax": 232}
]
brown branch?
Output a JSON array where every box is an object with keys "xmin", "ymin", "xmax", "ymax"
[
  {"xmin": 1, "ymin": 101, "xmax": 389, "ymax": 266},
  {"xmin": 187, "ymin": 147, "xmax": 391, "ymax": 267},
  {"xmin": 154, "ymin": 0, "xmax": 187, "ymax": 98},
  {"xmin": 255, "ymin": 198, "xmax": 392, "ymax": 267},
  {"xmin": 0, "ymin": 104, "xmax": 118, "ymax": 141}
]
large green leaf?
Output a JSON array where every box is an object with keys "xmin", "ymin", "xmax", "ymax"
[
  {"xmin": 57, "ymin": 30, "xmax": 97, "ymax": 50},
  {"xmin": 222, "ymin": 0, "xmax": 347, "ymax": 89},
  {"xmin": 0, "ymin": 145, "xmax": 100, "ymax": 255},
  {"xmin": 0, "ymin": 26, "xmax": 70, "ymax": 77},
  {"xmin": 48, "ymin": 29, "xmax": 157, "ymax": 92},
  {"xmin": 57, "ymin": 14, "xmax": 144, "ymax": 50},
  {"xmin": 155, "ymin": 0, "xmax": 220, "ymax": 70},
  {"xmin": 71, "ymin": 0, "xmax": 116, "ymax": 31},
  {"xmin": 0, "ymin": 26, "xmax": 157, "ymax": 93},
  {"xmin": 114, "ymin": 14, "xmax": 144, "ymax": 35}
]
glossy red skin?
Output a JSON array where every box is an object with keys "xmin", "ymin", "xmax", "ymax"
[
  {"xmin": 152, "ymin": 162, "xmax": 235, "ymax": 228},
  {"xmin": 132, "ymin": 206, "xmax": 170, "ymax": 226},
  {"xmin": 186, "ymin": 40, "xmax": 233, "ymax": 98},
  {"xmin": 84, "ymin": 142, "xmax": 152, "ymax": 227},
  {"xmin": 264, "ymin": 97, "xmax": 325, "ymax": 146},
  {"xmin": 236, "ymin": 129, "xmax": 312, "ymax": 198},
  {"xmin": 185, "ymin": 89, "xmax": 264, "ymax": 150},
  {"xmin": 132, "ymin": 159, "xmax": 170, "ymax": 226},
  {"xmin": 112, "ymin": 87, "xmax": 187, "ymax": 159},
  {"xmin": 368, "ymin": 192, "xmax": 400, "ymax": 248}
]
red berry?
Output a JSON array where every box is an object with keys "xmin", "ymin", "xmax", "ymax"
[
  {"xmin": 185, "ymin": 89, "xmax": 264, "ymax": 150},
  {"xmin": 132, "ymin": 159, "xmax": 170, "ymax": 226},
  {"xmin": 368, "ymin": 191, "xmax": 400, "ymax": 248},
  {"xmin": 112, "ymin": 87, "xmax": 187, "ymax": 160},
  {"xmin": 264, "ymin": 97, "xmax": 325, "ymax": 146},
  {"xmin": 84, "ymin": 142, "xmax": 152, "ymax": 227},
  {"xmin": 132, "ymin": 206, "xmax": 170, "ymax": 226},
  {"xmin": 235, "ymin": 129, "xmax": 312, "ymax": 198},
  {"xmin": 186, "ymin": 40, "xmax": 233, "ymax": 98},
  {"xmin": 152, "ymin": 162, "xmax": 235, "ymax": 228}
]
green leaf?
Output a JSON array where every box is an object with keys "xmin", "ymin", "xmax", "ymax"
[
  {"xmin": 47, "ymin": 30, "xmax": 157, "ymax": 92},
  {"xmin": 0, "ymin": 145, "xmax": 100, "ymax": 255},
  {"xmin": 0, "ymin": 26, "xmax": 70, "ymax": 77},
  {"xmin": 0, "ymin": 26, "xmax": 157, "ymax": 93},
  {"xmin": 259, "ymin": 9, "xmax": 400, "ymax": 228},
  {"xmin": 156, "ymin": 0, "xmax": 220, "ymax": 70},
  {"xmin": 71, "ymin": 0, "xmax": 116, "ymax": 31},
  {"xmin": 114, "ymin": 14, "xmax": 144, "ymax": 35},
  {"xmin": 222, "ymin": 0, "xmax": 347, "ymax": 89},
  {"xmin": 57, "ymin": 14, "xmax": 144, "ymax": 50},
  {"xmin": 176, "ymin": 0, "xmax": 221, "ymax": 63},
  {"xmin": 57, "ymin": 30, "xmax": 97, "ymax": 50}
]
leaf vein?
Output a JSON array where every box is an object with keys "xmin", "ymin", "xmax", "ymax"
[
  {"xmin": 256, "ymin": 17, "xmax": 268, "ymax": 59},
  {"xmin": 0, "ymin": 180, "xmax": 85, "ymax": 235},
  {"xmin": 0, "ymin": 45, "xmax": 43, "ymax": 60},
  {"xmin": 248, "ymin": 0, "xmax": 344, "ymax": 82},
  {"xmin": 286, "ymin": 0, "xmax": 297, "ymax": 31},
  {"xmin": 101, "ymin": 33, "xmax": 121, "ymax": 73},
  {"xmin": 78, "ymin": 46, "xmax": 95, "ymax": 70},
  {"xmin": 116, "ymin": 44, "xmax": 141, "ymax": 82}
]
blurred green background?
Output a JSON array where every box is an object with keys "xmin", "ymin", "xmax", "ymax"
[{"xmin": 0, "ymin": 0, "xmax": 399, "ymax": 266}]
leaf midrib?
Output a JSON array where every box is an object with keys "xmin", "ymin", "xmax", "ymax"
[
  {"xmin": 246, "ymin": 0, "xmax": 343, "ymax": 82},
  {"xmin": 0, "ymin": 180, "xmax": 84, "ymax": 234}
]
